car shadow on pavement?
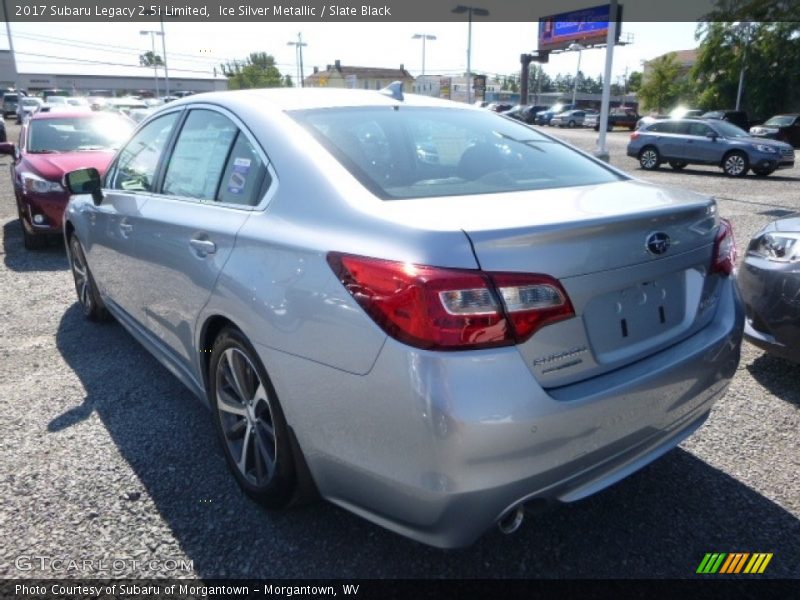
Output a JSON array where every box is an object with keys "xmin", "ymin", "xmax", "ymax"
[
  {"xmin": 640, "ymin": 167, "xmax": 800, "ymax": 182},
  {"xmin": 2, "ymin": 220, "xmax": 68, "ymax": 272},
  {"xmin": 746, "ymin": 352, "xmax": 800, "ymax": 407},
  {"xmin": 52, "ymin": 305, "xmax": 800, "ymax": 579}
]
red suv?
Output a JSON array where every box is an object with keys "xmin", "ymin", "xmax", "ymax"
[{"xmin": 0, "ymin": 111, "xmax": 134, "ymax": 249}]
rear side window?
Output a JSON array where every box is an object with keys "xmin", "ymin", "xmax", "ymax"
[
  {"xmin": 687, "ymin": 122, "xmax": 712, "ymax": 137},
  {"xmin": 163, "ymin": 109, "xmax": 238, "ymax": 200},
  {"xmin": 291, "ymin": 106, "xmax": 622, "ymax": 200},
  {"xmin": 216, "ymin": 134, "xmax": 269, "ymax": 206},
  {"xmin": 162, "ymin": 109, "xmax": 269, "ymax": 205},
  {"xmin": 106, "ymin": 112, "xmax": 179, "ymax": 192}
]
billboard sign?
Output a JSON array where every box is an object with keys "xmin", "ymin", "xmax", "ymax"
[{"xmin": 538, "ymin": 4, "xmax": 622, "ymax": 52}]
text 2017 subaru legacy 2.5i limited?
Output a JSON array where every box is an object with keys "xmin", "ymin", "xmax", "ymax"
[{"xmin": 62, "ymin": 88, "xmax": 743, "ymax": 548}]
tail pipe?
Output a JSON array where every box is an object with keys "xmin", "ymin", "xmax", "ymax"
[{"xmin": 497, "ymin": 504, "xmax": 525, "ymax": 535}]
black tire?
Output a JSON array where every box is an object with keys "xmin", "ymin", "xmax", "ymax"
[
  {"xmin": 567, "ymin": 120, "xmax": 576, "ymax": 128},
  {"xmin": 20, "ymin": 214, "xmax": 46, "ymax": 250},
  {"xmin": 669, "ymin": 161, "xmax": 688, "ymax": 170},
  {"xmin": 722, "ymin": 151, "xmax": 749, "ymax": 177},
  {"xmin": 209, "ymin": 328, "xmax": 297, "ymax": 509},
  {"xmin": 68, "ymin": 234, "xmax": 109, "ymax": 321},
  {"xmin": 638, "ymin": 146, "xmax": 661, "ymax": 170},
  {"xmin": 752, "ymin": 167, "xmax": 775, "ymax": 177},
  {"xmin": 593, "ymin": 125, "xmax": 600, "ymax": 131}
]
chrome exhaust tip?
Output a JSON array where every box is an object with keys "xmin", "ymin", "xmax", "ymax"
[{"xmin": 497, "ymin": 504, "xmax": 525, "ymax": 535}]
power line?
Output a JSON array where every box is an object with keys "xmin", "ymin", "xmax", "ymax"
[
  {"xmin": 0, "ymin": 30, "xmax": 238, "ymax": 64},
  {"xmin": 13, "ymin": 51, "xmax": 218, "ymax": 76}
]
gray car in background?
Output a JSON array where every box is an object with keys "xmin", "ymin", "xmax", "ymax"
[
  {"xmin": 62, "ymin": 88, "xmax": 743, "ymax": 548},
  {"xmin": 628, "ymin": 118, "xmax": 795, "ymax": 177}
]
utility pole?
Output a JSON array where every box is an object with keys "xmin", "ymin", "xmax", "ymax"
[
  {"xmin": 287, "ymin": 33, "xmax": 308, "ymax": 87},
  {"xmin": 1, "ymin": 1, "xmax": 18, "ymax": 89},
  {"xmin": 595, "ymin": 0, "xmax": 619, "ymax": 162}
]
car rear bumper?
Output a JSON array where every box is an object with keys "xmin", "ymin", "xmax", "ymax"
[
  {"xmin": 258, "ymin": 277, "xmax": 743, "ymax": 548},
  {"xmin": 737, "ymin": 257, "xmax": 800, "ymax": 363}
]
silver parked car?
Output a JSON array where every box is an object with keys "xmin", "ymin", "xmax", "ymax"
[
  {"xmin": 63, "ymin": 88, "xmax": 743, "ymax": 548},
  {"xmin": 550, "ymin": 109, "xmax": 586, "ymax": 128}
]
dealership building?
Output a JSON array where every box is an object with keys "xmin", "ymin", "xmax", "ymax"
[{"xmin": 0, "ymin": 50, "xmax": 228, "ymax": 95}]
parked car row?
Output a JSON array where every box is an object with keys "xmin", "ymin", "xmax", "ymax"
[{"xmin": 8, "ymin": 87, "xmax": 797, "ymax": 551}]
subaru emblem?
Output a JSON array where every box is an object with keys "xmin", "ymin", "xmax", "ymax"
[{"xmin": 646, "ymin": 232, "xmax": 671, "ymax": 255}]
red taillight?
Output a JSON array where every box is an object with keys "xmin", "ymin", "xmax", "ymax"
[
  {"xmin": 712, "ymin": 218, "xmax": 737, "ymax": 276},
  {"xmin": 630, "ymin": 131, "xmax": 640, "ymax": 141},
  {"xmin": 327, "ymin": 252, "xmax": 575, "ymax": 351}
]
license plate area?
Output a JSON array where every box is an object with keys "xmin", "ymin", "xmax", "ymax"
[{"xmin": 583, "ymin": 271, "xmax": 687, "ymax": 362}]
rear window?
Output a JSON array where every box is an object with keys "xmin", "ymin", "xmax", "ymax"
[
  {"xmin": 27, "ymin": 115, "xmax": 134, "ymax": 153},
  {"xmin": 4, "ymin": 94, "xmax": 18, "ymax": 102},
  {"xmin": 290, "ymin": 106, "xmax": 622, "ymax": 200}
]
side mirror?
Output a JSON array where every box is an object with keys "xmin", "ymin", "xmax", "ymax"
[
  {"xmin": 64, "ymin": 167, "xmax": 104, "ymax": 205},
  {"xmin": 706, "ymin": 131, "xmax": 719, "ymax": 141},
  {"xmin": 0, "ymin": 141, "xmax": 15, "ymax": 156}
]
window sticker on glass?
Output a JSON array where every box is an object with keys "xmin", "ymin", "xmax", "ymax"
[{"xmin": 227, "ymin": 157, "xmax": 251, "ymax": 195}]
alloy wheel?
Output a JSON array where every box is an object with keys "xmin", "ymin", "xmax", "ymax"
[
  {"xmin": 70, "ymin": 237, "xmax": 93, "ymax": 314},
  {"xmin": 215, "ymin": 347, "xmax": 278, "ymax": 487},
  {"xmin": 723, "ymin": 153, "xmax": 747, "ymax": 176},
  {"xmin": 640, "ymin": 149, "xmax": 659, "ymax": 170}
]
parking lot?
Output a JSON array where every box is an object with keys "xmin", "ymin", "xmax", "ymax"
[{"xmin": 0, "ymin": 120, "xmax": 798, "ymax": 579}]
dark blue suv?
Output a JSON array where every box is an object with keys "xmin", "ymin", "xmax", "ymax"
[{"xmin": 627, "ymin": 118, "xmax": 794, "ymax": 177}]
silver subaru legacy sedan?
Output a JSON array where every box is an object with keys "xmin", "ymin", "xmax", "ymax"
[{"xmin": 63, "ymin": 88, "xmax": 743, "ymax": 548}]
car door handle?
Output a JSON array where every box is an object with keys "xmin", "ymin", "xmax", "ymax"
[
  {"xmin": 119, "ymin": 222, "xmax": 133, "ymax": 234},
  {"xmin": 190, "ymin": 238, "xmax": 217, "ymax": 257}
]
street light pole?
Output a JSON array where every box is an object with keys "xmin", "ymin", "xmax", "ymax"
[
  {"xmin": 140, "ymin": 30, "xmax": 163, "ymax": 97},
  {"xmin": 569, "ymin": 43, "xmax": 585, "ymax": 106},
  {"xmin": 736, "ymin": 22, "xmax": 753, "ymax": 111},
  {"xmin": 412, "ymin": 33, "xmax": 436, "ymax": 77},
  {"xmin": 452, "ymin": 5, "xmax": 489, "ymax": 104},
  {"xmin": 287, "ymin": 33, "xmax": 308, "ymax": 87},
  {"xmin": 160, "ymin": 18, "xmax": 170, "ymax": 97}
]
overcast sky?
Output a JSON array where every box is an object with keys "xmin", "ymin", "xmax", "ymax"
[{"xmin": 1, "ymin": 21, "xmax": 701, "ymax": 84}]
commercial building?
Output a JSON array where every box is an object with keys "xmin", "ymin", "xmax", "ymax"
[
  {"xmin": 304, "ymin": 60, "xmax": 414, "ymax": 91},
  {"xmin": 0, "ymin": 50, "xmax": 227, "ymax": 95}
]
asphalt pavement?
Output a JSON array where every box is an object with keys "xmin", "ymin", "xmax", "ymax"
[{"xmin": 0, "ymin": 121, "xmax": 798, "ymax": 579}]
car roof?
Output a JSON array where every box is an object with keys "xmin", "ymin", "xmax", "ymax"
[{"xmin": 170, "ymin": 88, "xmax": 478, "ymax": 112}]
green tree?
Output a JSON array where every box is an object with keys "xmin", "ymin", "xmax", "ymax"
[
  {"xmin": 637, "ymin": 52, "xmax": 683, "ymax": 112},
  {"xmin": 627, "ymin": 71, "xmax": 642, "ymax": 92},
  {"xmin": 692, "ymin": 21, "xmax": 800, "ymax": 117},
  {"xmin": 220, "ymin": 52, "xmax": 288, "ymax": 90},
  {"xmin": 139, "ymin": 51, "xmax": 163, "ymax": 67}
]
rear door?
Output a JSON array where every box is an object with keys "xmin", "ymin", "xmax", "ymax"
[
  {"xmin": 683, "ymin": 121, "xmax": 720, "ymax": 163},
  {"xmin": 131, "ymin": 106, "xmax": 272, "ymax": 368},
  {"xmin": 658, "ymin": 121, "xmax": 692, "ymax": 159}
]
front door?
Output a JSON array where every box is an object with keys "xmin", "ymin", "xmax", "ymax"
[{"xmin": 87, "ymin": 111, "xmax": 182, "ymax": 319}]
